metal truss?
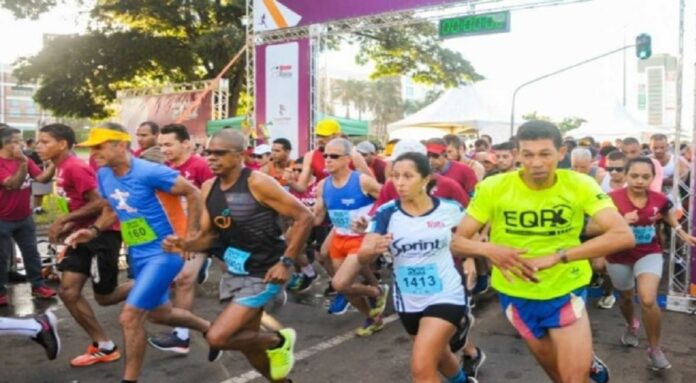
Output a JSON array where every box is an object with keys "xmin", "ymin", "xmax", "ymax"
[
  {"xmin": 212, "ymin": 78, "xmax": 230, "ymax": 121},
  {"xmin": 116, "ymin": 80, "xmax": 214, "ymax": 99},
  {"xmin": 245, "ymin": 0, "xmax": 256, "ymax": 128}
]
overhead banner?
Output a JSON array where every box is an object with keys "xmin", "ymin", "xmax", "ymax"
[
  {"xmin": 119, "ymin": 92, "xmax": 212, "ymax": 147},
  {"xmin": 253, "ymin": 0, "xmax": 464, "ymax": 32}
]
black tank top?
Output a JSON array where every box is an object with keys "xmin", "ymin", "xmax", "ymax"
[{"xmin": 206, "ymin": 168, "xmax": 286, "ymax": 277}]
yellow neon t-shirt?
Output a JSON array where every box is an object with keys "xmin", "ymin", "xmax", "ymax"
[{"xmin": 466, "ymin": 169, "xmax": 616, "ymax": 300}]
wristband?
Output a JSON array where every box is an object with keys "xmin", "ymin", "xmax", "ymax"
[
  {"xmin": 88, "ymin": 224, "xmax": 102, "ymax": 236},
  {"xmin": 556, "ymin": 249, "xmax": 569, "ymax": 263}
]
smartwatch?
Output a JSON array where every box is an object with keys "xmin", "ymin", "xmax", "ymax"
[{"xmin": 279, "ymin": 256, "xmax": 295, "ymax": 268}]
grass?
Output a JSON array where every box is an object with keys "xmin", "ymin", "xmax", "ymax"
[{"xmin": 34, "ymin": 194, "xmax": 65, "ymax": 227}]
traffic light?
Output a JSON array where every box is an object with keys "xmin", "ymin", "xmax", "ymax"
[{"xmin": 636, "ymin": 33, "xmax": 652, "ymax": 60}]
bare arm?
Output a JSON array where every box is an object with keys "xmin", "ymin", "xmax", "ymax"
[
  {"xmin": 59, "ymin": 189, "xmax": 104, "ymax": 224},
  {"xmin": 178, "ymin": 179, "xmax": 218, "ymax": 252},
  {"xmin": 663, "ymin": 208, "xmax": 696, "ymax": 246},
  {"xmin": 290, "ymin": 149, "xmax": 315, "ymax": 193},
  {"xmin": 249, "ymin": 172, "xmax": 314, "ymax": 263},
  {"xmin": 351, "ymin": 149, "xmax": 372, "ymax": 176},
  {"xmin": 2, "ymin": 159, "xmax": 28, "ymax": 190},
  {"xmin": 357, "ymin": 232, "xmax": 392, "ymax": 265},
  {"xmin": 313, "ymin": 180, "xmax": 327, "ymax": 226},
  {"xmin": 168, "ymin": 176, "xmax": 202, "ymax": 236},
  {"xmin": 360, "ymin": 173, "xmax": 382, "ymax": 199},
  {"xmin": 33, "ymin": 162, "xmax": 56, "ymax": 184}
]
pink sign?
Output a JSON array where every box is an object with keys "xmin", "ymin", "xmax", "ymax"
[{"xmin": 254, "ymin": 0, "xmax": 462, "ymax": 31}]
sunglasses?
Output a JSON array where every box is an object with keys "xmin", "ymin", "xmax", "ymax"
[
  {"xmin": 292, "ymin": 168, "xmax": 302, "ymax": 173},
  {"xmin": 427, "ymin": 152, "xmax": 442, "ymax": 159},
  {"xmin": 252, "ymin": 154, "xmax": 267, "ymax": 159},
  {"xmin": 323, "ymin": 153, "xmax": 345, "ymax": 160},
  {"xmin": 606, "ymin": 166, "xmax": 624, "ymax": 173},
  {"xmin": 203, "ymin": 149, "xmax": 236, "ymax": 157}
]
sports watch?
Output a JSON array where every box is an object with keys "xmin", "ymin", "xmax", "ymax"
[{"xmin": 279, "ymin": 256, "xmax": 295, "ymax": 268}]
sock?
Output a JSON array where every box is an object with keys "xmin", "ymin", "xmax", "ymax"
[
  {"xmin": 272, "ymin": 331, "xmax": 286, "ymax": 349},
  {"xmin": 174, "ymin": 327, "xmax": 189, "ymax": 341},
  {"xmin": 301, "ymin": 265, "xmax": 316, "ymax": 278},
  {"xmin": 98, "ymin": 340, "xmax": 116, "ymax": 351},
  {"xmin": 0, "ymin": 317, "xmax": 42, "ymax": 337},
  {"xmin": 446, "ymin": 369, "xmax": 467, "ymax": 383}
]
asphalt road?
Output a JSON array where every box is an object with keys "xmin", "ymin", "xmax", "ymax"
[{"xmin": 1, "ymin": 265, "xmax": 695, "ymax": 383}]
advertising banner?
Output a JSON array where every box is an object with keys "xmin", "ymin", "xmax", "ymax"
[
  {"xmin": 119, "ymin": 91, "xmax": 212, "ymax": 147},
  {"xmin": 254, "ymin": 0, "xmax": 463, "ymax": 32}
]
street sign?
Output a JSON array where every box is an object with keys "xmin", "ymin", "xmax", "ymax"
[{"xmin": 439, "ymin": 11, "xmax": 510, "ymax": 39}]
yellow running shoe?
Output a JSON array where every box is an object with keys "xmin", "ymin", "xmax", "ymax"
[
  {"xmin": 356, "ymin": 315, "xmax": 385, "ymax": 337},
  {"xmin": 266, "ymin": 328, "xmax": 296, "ymax": 380}
]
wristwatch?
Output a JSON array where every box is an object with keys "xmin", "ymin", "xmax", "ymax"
[
  {"xmin": 556, "ymin": 249, "xmax": 569, "ymax": 264},
  {"xmin": 88, "ymin": 224, "xmax": 102, "ymax": 236},
  {"xmin": 279, "ymin": 256, "xmax": 295, "ymax": 268}
]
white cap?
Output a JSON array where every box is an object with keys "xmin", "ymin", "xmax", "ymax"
[
  {"xmin": 356, "ymin": 141, "xmax": 376, "ymax": 154},
  {"xmin": 389, "ymin": 139, "xmax": 426, "ymax": 161},
  {"xmin": 253, "ymin": 144, "xmax": 271, "ymax": 155}
]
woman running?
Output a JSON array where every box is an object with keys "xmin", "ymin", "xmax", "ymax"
[
  {"xmin": 358, "ymin": 152, "xmax": 475, "ymax": 383},
  {"xmin": 603, "ymin": 156, "xmax": 696, "ymax": 370}
]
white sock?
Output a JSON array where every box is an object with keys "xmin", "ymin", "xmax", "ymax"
[
  {"xmin": 175, "ymin": 327, "xmax": 189, "ymax": 341},
  {"xmin": 98, "ymin": 340, "xmax": 115, "ymax": 351},
  {"xmin": 0, "ymin": 317, "xmax": 42, "ymax": 337},
  {"xmin": 301, "ymin": 265, "xmax": 316, "ymax": 278}
]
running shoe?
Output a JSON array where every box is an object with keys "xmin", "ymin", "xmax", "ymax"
[
  {"xmin": 32, "ymin": 311, "xmax": 61, "ymax": 360},
  {"xmin": 0, "ymin": 293, "xmax": 8, "ymax": 307},
  {"xmin": 31, "ymin": 285, "xmax": 57, "ymax": 299},
  {"xmin": 472, "ymin": 275, "xmax": 490, "ymax": 295},
  {"xmin": 647, "ymin": 347, "xmax": 671, "ymax": 371},
  {"xmin": 70, "ymin": 343, "xmax": 120, "ymax": 367},
  {"xmin": 621, "ymin": 319, "xmax": 640, "ymax": 347},
  {"xmin": 266, "ymin": 328, "xmax": 296, "ymax": 380},
  {"xmin": 287, "ymin": 273, "xmax": 318, "ymax": 293},
  {"xmin": 327, "ymin": 293, "xmax": 350, "ymax": 315},
  {"xmin": 208, "ymin": 347, "xmax": 223, "ymax": 362},
  {"xmin": 597, "ymin": 295, "xmax": 616, "ymax": 310},
  {"xmin": 368, "ymin": 284, "xmax": 389, "ymax": 318},
  {"xmin": 356, "ymin": 315, "xmax": 384, "ymax": 337},
  {"xmin": 323, "ymin": 282, "xmax": 337, "ymax": 297},
  {"xmin": 462, "ymin": 347, "xmax": 486, "ymax": 378},
  {"xmin": 197, "ymin": 257, "xmax": 212, "ymax": 285},
  {"xmin": 590, "ymin": 353, "xmax": 610, "ymax": 383},
  {"xmin": 147, "ymin": 331, "xmax": 190, "ymax": 355}
]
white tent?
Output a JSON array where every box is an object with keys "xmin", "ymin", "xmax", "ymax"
[
  {"xmin": 565, "ymin": 102, "xmax": 682, "ymax": 142},
  {"xmin": 387, "ymin": 83, "xmax": 513, "ymax": 144}
]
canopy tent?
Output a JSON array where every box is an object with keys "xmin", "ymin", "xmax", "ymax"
[
  {"xmin": 564, "ymin": 102, "xmax": 685, "ymax": 142},
  {"xmin": 387, "ymin": 83, "xmax": 512, "ymax": 144},
  {"xmin": 206, "ymin": 116, "xmax": 245, "ymax": 135},
  {"xmin": 318, "ymin": 114, "xmax": 369, "ymax": 136}
]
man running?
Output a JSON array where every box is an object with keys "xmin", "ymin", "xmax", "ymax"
[
  {"xmin": 315, "ymin": 138, "xmax": 388, "ymax": 336},
  {"xmin": 36, "ymin": 123, "xmax": 132, "ymax": 367},
  {"xmin": 148, "ymin": 123, "xmax": 215, "ymax": 354},
  {"xmin": 262, "ymin": 138, "xmax": 294, "ymax": 188},
  {"xmin": 163, "ymin": 129, "xmax": 314, "ymax": 382},
  {"xmin": 0, "ymin": 311, "xmax": 60, "ymax": 360},
  {"xmin": 452, "ymin": 121, "xmax": 635, "ymax": 383},
  {"xmin": 649, "ymin": 133, "xmax": 689, "ymax": 192},
  {"xmin": 426, "ymin": 138, "xmax": 478, "ymax": 195},
  {"xmin": 134, "ymin": 121, "xmax": 163, "ymax": 161},
  {"xmin": 621, "ymin": 137, "xmax": 662, "ymax": 192},
  {"xmin": 493, "ymin": 141, "xmax": 516, "ymax": 173},
  {"xmin": 67, "ymin": 123, "xmax": 216, "ymax": 383}
]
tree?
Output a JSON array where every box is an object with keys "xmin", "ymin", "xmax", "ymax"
[
  {"xmin": 522, "ymin": 111, "xmax": 586, "ymax": 134},
  {"xmin": 8, "ymin": 2, "xmax": 483, "ymax": 119},
  {"xmin": 403, "ymin": 89, "xmax": 443, "ymax": 115},
  {"xmin": 367, "ymin": 77, "xmax": 403, "ymax": 140}
]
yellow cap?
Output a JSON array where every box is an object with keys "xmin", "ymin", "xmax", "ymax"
[
  {"xmin": 315, "ymin": 119, "xmax": 341, "ymax": 137},
  {"xmin": 77, "ymin": 127, "xmax": 132, "ymax": 147}
]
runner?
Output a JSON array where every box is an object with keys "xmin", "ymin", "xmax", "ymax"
[
  {"xmin": 571, "ymin": 147, "xmax": 606, "ymax": 184},
  {"xmin": 425, "ymin": 138, "xmax": 478, "ymax": 195},
  {"xmin": 252, "ymin": 144, "xmax": 272, "ymax": 170},
  {"xmin": 162, "ymin": 129, "xmax": 314, "ymax": 382},
  {"xmin": 0, "ymin": 125, "xmax": 57, "ymax": 306},
  {"xmin": 451, "ymin": 120, "xmax": 634, "ymax": 383},
  {"xmin": 0, "ymin": 311, "xmax": 60, "ymax": 360},
  {"xmin": 66, "ymin": 123, "xmax": 216, "ymax": 383},
  {"xmin": 133, "ymin": 121, "xmax": 163, "ymax": 161},
  {"xmin": 356, "ymin": 141, "xmax": 387, "ymax": 184},
  {"xmin": 35, "ymin": 123, "xmax": 132, "ymax": 367},
  {"xmin": 316, "ymin": 138, "xmax": 388, "ymax": 335},
  {"xmin": 600, "ymin": 156, "xmax": 696, "ymax": 370},
  {"xmin": 262, "ymin": 138, "xmax": 294, "ymax": 188},
  {"xmin": 147, "ymin": 123, "xmax": 215, "ymax": 355},
  {"xmin": 649, "ymin": 133, "xmax": 689, "ymax": 192},
  {"xmin": 493, "ymin": 141, "xmax": 516, "ymax": 173},
  {"xmin": 359, "ymin": 152, "xmax": 477, "ymax": 383},
  {"xmin": 443, "ymin": 134, "xmax": 485, "ymax": 181},
  {"xmin": 621, "ymin": 137, "xmax": 663, "ymax": 192}
]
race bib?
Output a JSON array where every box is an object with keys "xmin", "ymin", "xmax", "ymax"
[
  {"xmin": 56, "ymin": 196, "xmax": 69, "ymax": 214},
  {"xmin": 632, "ymin": 225, "xmax": 656, "ymax": 245},
  {"xmin": 329, "ymin": 210, "xmax": 351, "ymax": 229},
  {"xmin": 395, "ymin": 264, "xmax": 443, "ymax": 295},
  {"xmin": 223, "ymin": 247, "xmax": 251, "ymax": 275},
  {"xmin": 121, "ymin": 217, "xmax": 157, "ymax": 246}
]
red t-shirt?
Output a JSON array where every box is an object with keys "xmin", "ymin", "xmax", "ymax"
[
  {"xmin": 370, "ymin": 174, "xmax": 469, "ymax": 215},
  {"xmin": 55, "ymin": 155, "xmax": 98, "ymax": 229},
  {"xmin": 607, "ymin": 188, "xmax": 671, "ymax": 264},
  {"xmin": 0, "ymin": 158, "xmax": 41, "ymax": 221},
  {"xmin": 291, "ymin": 182, "xmax": 317, "ymax": 208},
  {"xmin": 441, "ymin": 160, "xmax": 477, "ymax": 195},
  {"xmin": 370, "ymin": 157, "xmax": 387, "ymax": 184},
  {"xmin": 168, "ymin": 155, "xmax": 213, "ymax": 189}
]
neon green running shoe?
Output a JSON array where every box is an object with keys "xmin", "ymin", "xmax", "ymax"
[{"xmin": 266, "ymin": 328, "xmax": 297, "ymax": 380}]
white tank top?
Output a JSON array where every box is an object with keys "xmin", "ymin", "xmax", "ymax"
[{"xmin": 661, "ymin": 155, "xmax": 675, "ymax": 180}]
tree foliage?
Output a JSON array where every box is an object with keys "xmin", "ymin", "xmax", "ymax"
[
  {"xmin": 7, "ymin": 1, "xmax": 482, "ymax": 119},
  {"xmin": 522, "ymin": 111, "xmax": 586, "ymax": 134}
]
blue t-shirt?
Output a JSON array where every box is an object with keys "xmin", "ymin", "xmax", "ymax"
[{"xmin": 98, "ymin": 157, "xmax": 185, "ymax": 259}]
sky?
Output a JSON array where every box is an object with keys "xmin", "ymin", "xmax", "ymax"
[{"xmin": 1, "ymin": 0, "xmax": 694, "ymax": 136}]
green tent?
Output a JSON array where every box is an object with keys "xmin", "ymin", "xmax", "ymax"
[
  {"xmin": 319, "ymin": 114, "xmax": 368, "ymax": 136},
  {"xmin": 206, "ymin": 116, "xmax": 245, "ymax": 135}
]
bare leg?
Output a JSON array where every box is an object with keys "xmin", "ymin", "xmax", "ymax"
[
  {"xmin": 94, "ymin": 280, "xmax": 133, "ymax": 306},
  {"xmin": 120, "ymin": 304, "xmax": 149, "ymax": 381},
  {"xmin": 147, "ymin": 302, "xmax": 210, "ymax": 333},
  {"xmin": 636, "ymin": 273, "xmax": 661, "ymax": 348},
  {"xmin": 59, "ymin": 271, "xmax": 109, "ymax": 342},
  {"xmin": 547, "ymin": 311, "xmax": 593, "ymax": 383},
  {"xmin": 617, "ymin": 289, "xmax": 636, "ymax": 326},
  {"xmin": 411, "ymin": 317, "xmax": 459, "ymax": 383}
]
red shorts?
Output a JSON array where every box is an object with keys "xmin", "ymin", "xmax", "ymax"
[{"xmin": 329, "ymin": 234, "xmax": 364, "ymax": 260}]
